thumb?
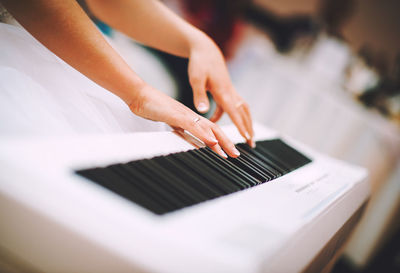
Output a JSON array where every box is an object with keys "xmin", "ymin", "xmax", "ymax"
[{"xmin": 189, "ymin": 74, "xmax": 209, "ymax": 113}]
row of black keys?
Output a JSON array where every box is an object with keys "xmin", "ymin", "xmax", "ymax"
[{"xmin": 76, "ymin": 139, "xmax": 311, "ymax": 215}]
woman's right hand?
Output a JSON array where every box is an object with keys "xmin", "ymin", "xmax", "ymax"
[
  {"xmin": 2, "ymin": 0, "xmax": 246, "ymax": 159},
  {"xmin": 128, "ymin": 83, "xmax": 241, "ymax": 159}
]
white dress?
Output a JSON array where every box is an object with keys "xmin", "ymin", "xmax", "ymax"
[{"xmin": 0, "ymin": 21, "xmax": 174, "ymax": 137}]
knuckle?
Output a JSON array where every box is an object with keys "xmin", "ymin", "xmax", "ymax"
[
  {"xmin": 219, "ymin": 93, "xmax": 232, "ymax": 104},
  {"xmin": 202, "ymin": 124, "xmax": 214, "ymax": 134},
  {"xmin": 209, "ymin": 122, "xmax": 217, "ymax": 129},
  {"xmin": 189, "ymin": 75, "xmax": 203, "ymax": 86},
  {"xmin": 204, "ymin": 136, "xmax": 217, "ymax": 146},
  {"xmin": 211, "ymin": 123, "xmax": 222, "ymax": 133},
  {"xmin": 212, "ymin": 79, "xmax": 229, "ymax": 90},
  {"xmin": 181, "ymin": 113, "xmax": 195, "ymax": 128},
  {"xmin": 199, "ymin": 121, "xmax": 208, "ymax": 130}
]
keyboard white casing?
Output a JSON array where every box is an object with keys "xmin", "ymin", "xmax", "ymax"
[{"xmin": 0, "ymin": 123, "xmax": 369, "ymax": 273}]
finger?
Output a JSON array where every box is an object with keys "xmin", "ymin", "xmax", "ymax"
[
  {"xmin": 209, "ymin": 142, "xmax": 228, "ymax": 159},
  {"xmin": 242, "ymin": 103, "xmax": 254, "ymax": 136},
  {"xmin": 201, "ymin": 133, "xmax": 227, "ymax": 159},
  {"xmin": 196, "ymin": 121, "xmax": 229, "ymax": 158},
  {"xmin": 208, "ymin": 81, "xmax": 252, "ymax": 144},
  {"xmin": 191, "ymin": 118, "xmax": 233, "ymax": 158},
  {"xmin": 226, "ymin": 105, "xmax": 251, "ymax": 144},
  {"xmin": 188, "ymin": 121, "xmax": 218, "ymax": 147},
  {"xmin": 209, "ymin": 104, "xmax": 224, "ymax": 123},
  {"xmin": 240, "ymin": 103, "xmax": 255, "ymax": 147},
  {"xmin": 189, "ymin": 74, "xmax": 209, "ymax": 113},
  {"xmin": 211, "ymin": 125, "xmax": 240, "ymax": 158}
]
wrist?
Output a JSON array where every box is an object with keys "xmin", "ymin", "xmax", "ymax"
[
  {"xmin": 187, "ymin": 29, "xmax": 215, "ymax": 55},
  {"xmin": 119, "ymin": 77, "xmax": 148, "ymax": 113}
]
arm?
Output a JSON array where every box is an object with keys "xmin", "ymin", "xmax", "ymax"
[
  {"xmin": 86, "ymin": 0, "xmax": 201, "ymax": 58},
  {"xmin": 2, "ymin": 0, "xmax": 240, "ymax": 158},
  {"xmin": 86, "ymin": 0, "xmax": 255, "ymax": 147},
  {"xmin": 2, "ymin": 0, "xmax": 143, "ymax": 104}
]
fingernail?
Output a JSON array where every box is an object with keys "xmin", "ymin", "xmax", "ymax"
[
  {"xmin": 251, "ymin": 140, "xmax": 256, "ymax": 148},
  {"xmin": 220, "ymin": 150, "xmax": 228, "ymax": 158},
  {"xmin": 197, "ymin": 102, "xmax": 208, "ymax": 113},
  {"xmin": 245, "ymin": 132, "xmax": 251, "ymax": 140},
  {"xmin": 233, "ymin": 147, "xmax": 240, "ymax": 156},
  {"xmin": 211, "ymin": 137, "xmax": 218, "ymax": 144}
]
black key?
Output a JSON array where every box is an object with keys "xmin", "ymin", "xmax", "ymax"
[
  {"xmin": 121, "ymin": 161, "xmax": 186, "ymax": 207},
  {"xmin": 172, "ymin": 151, "xmax": 241, "ymax": 194},
  {"xmin": 192, "ymin": 149, "xmax": 251, "ymax": 189},
  {"xmin": 76, "ymin": 138, "xmax": 312, "ymax": 215},
  {"xmin": 168, "ymin": 152, "xmax": 229, "ymax": 195},
  {"xmin": 202, "ymin": 147, "xmax": 260, "ymax": 186},
  {"xmin": 152, "ymin": 156, "xmax": 219, "ymax": 200},
  {"xmin": 239, "ymin": 143, "xmax": 288, "ymax": 174},
  {"xmin": 234, "ymin": 147, "xmax": 273, "ymax": 181},
  {"xmin": 227, "ymin": 152, "xmax": 268, "ymax": 183},
  {"xmin": 260, "ymin": 139, "xmax": 311, "ymax": 170},
  {"xmin": 255, "ymin": 142, "xmax": 293, "ymax": 172},
  {"xmin": 131, "ymin": 160, "xmax": 201, "ymax": 206},
  {"xmin": 78, "ymin": 167, "xmax": 168, "ymax": 214},
  {"xmin": 167, "ymin": 152, "xmax": 228, "ymax": 196},
  {"xmin": 109, "ymin": 164, "xmax": 180, "ymax": 212},
  {"xmin": 236, "ymin": 145, "xmax": 282, "ymax": 178}
]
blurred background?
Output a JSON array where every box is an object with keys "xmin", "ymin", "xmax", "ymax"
[
  {"xmin": 88, "ymin": 0, "xmax": 400, "ymax": 272},
  {"xmin": 91, "ymin": 0, "xmax": 400, "ymax": 272},
  {"xmin": 2, "ymin": 0, "xmax": 399, "ymax": 272}
]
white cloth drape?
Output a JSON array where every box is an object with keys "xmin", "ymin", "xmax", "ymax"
[{"xmin": 0, "ymin": 23, "xmax": 168, "ymax": 137}]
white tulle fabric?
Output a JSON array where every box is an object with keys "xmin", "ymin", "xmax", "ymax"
[{"xmin": 0, "ymin": 23, "xmax": 171, "ymax": 137}]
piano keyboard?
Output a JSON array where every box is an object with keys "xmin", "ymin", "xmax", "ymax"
[{"xmin": 76, "ymin": 139, "xmax": 311, "ymax": 215}]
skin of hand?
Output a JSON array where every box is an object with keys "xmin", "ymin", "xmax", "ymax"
[
  {"xmin": 187, "ymin": 36, "xmax": 255, "ymax": 148},
  {"xmin": 86, "ymin": 0, "xmax": 255, "ymax": 147},
  {"xmin": 129, "ymin": 84, "xmax": 240, "ymax": 158},
  {"xmin": 86, "ymin": 0, "xmax": 254, "ymax": 147},
  {"xmin": 3, "ymin": 0, "xmax": 252, "ymax": 158}
]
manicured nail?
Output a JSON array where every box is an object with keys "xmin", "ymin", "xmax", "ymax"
[
  {"xmin": 211, "ymin": 137, "xmax": 218, "ymax": 144},
  {"xmin": 251, "ymin": 140, "xmax": 256, "ymax": 148},
  {"xmin": 197, "ymin": 102, "xmax": 208, "ymax": 113},
  {"xmin": 220, "ymin": 150, "xmax": 228, "ymax": 158},
  {"xmin": 245, "ymin": 132, "xmax": 251, "ymax": 140},
  {"xmin": 233, "ymin": 147, "xmax": 240, "ymax": 156}
]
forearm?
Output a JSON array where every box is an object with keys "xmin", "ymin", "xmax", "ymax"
[
  {"xmin": 2, "ymin": 0, "xmax": 145, "ymax": 105},
  {"xmin": 86, "ymin": 0, "xmax": 210, "ymax": 58}
]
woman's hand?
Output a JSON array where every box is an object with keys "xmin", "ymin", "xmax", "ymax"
[
  {"xmin": 85, "ymin": 0, "xmax": 255, "ymax": 147},
  {"xmin": 188, "ymin": 35, "xmax": 255, "ymax": 147},
  {"xmin": 4, "ymin": 0, "xmax": 253, "ymax": 156},
  {"xmin": 128, "ymin": 83, "xmax": 241, "ymax": 158}
]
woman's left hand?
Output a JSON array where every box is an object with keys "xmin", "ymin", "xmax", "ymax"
[{"xmin": 187, "ymin": 35, "xmax": 255, "ymax": 147}]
